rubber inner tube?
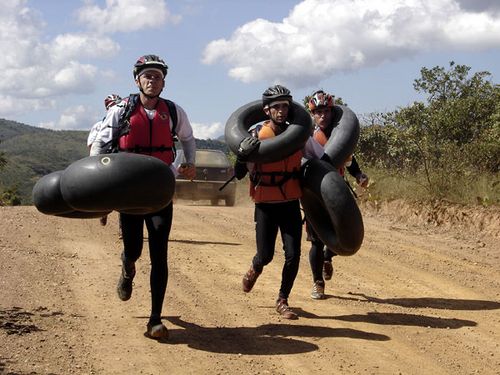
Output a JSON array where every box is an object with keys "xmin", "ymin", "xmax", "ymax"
[
  {"xmin": 300, "ymin": 159, "xmax": 364, "ymax": 255},
  {"xmin": 32, "ymin": 170, "xmax": 111, "ymax": 218},
  {"xmin": 60, "ymin": 153, "xmax": 175, "ymax": 215},
  {"xmin": 56, "ymin": 211, "xmax": 112, "ymax": 219},
  {"xmin": 33, "ymin": 153, "xmax": 176, "ymax": 217},
  {"xmin": 33, "ymin": 170, "xmax": 74, "ymax": 215},
  {"xmin": 323, "ymin": 105, "xmax": 360, "ymax": 169},
  {"xmin": 225, "ymin": 100, "xmax": 312, "ymax": 163}
]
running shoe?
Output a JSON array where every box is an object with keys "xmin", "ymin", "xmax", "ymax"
[
  {"xmin": 242, "ymin": 266, "xmax": 261, "ymax": 293},
  {"xmin": 311, "ymin": 280, "xmax": 325, "ymax": 300},
  {"xmin": 117, "ymin": 259, "xmax": 135, "ymax": 301},
  {"xmin": 146, "ymin": 323, "xmax": 169, "ymax": 340},
  {"xmin": 276, "ymin": 298, "xmax": 298, "ymax": 320}
]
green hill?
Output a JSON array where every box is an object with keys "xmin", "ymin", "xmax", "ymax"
[{"xmin": 0, "ymin": 119, "xmax": 228, "ymax": 204}]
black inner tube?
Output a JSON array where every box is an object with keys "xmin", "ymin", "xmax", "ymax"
[
  {"xmin": 301, "ymin": 159, "xmax": 364, "ymax": 255},
  {"xmin": 323, "ymin": 105, "xmax": 360, "ymax": 169},
  {"xmin": 225, "ymin": 100, "xmax": 312, "ymax": 163}
]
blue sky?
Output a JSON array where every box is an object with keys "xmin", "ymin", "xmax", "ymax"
[{"xmin": 1, "ymin": 0, "xmax": 499, "ymax": 139}]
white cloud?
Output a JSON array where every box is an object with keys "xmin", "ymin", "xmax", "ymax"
[
  {"xmin": 52, "ymin": 33, "xmax": 120, "ymax": 61},
  {"xmin": 0, "ymin": 2, "xmax": 120, "ymax": 119},
  {"xmin": 39, "ymin": 105, "xmax": 98, "ymax": 131},
  {"xmin": 202, "ymin": 0, "xmax": 500, "ymax": 87},
  {"xmin": 0, "ymin": 95, "xmax": 56, "ymax": 118},
  {"xmin": 77, "ymin": 0, "xmax": 181, "ymax": 33},
  {"xmin": 191, "ymin": 122, "xmax": 224, "ymax": 139}
]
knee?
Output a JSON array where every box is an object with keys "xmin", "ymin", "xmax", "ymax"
[{"xmin": 284, "ymin": 250, "xmax": 301, "ymax": 266}]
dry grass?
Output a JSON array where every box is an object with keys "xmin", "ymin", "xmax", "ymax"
[{"xmin": 358, "ymin": 168, "xmax": 500, "ymax": 207}]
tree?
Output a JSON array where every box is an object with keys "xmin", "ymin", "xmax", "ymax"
[
  {"xmin": 358, "ymin": 62, "xmax": 499, "ymax": 200},
  {"xmin": 0, "ymin": 151, "xmax": 6, "ymax": 171},
  {"xmin": 413, "ymin": 61, "xmax": 498, "ymax": 150},
  {"xmin": 0, "ymin": 140, "xmax": 21, "ymax": 206}
]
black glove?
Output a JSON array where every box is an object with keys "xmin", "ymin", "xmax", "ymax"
[
  {"xmin": 237, "ymin": 137, "xmax": 260, "ymax": 161},
  {"xmin": 234, "ymin": 160, "xmax": 248, "ymax": 180}
]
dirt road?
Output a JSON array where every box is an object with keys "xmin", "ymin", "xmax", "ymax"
[{"xmin": 1, "ymin": 198, "xmax": 499, "ymax": 374}]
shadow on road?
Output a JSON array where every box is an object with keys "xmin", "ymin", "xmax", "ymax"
[
  {"xmin": 331, "ymin": 293, "xmax": 500, "ymax": 311},
  {"xmin": 149, "ymin": 316, "xmax": 390, "ymax": 354}
]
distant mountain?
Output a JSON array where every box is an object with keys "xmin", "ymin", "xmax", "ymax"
[{"xmin": 0, "ymin": 119, "xmax": 229, "ymax": 204}]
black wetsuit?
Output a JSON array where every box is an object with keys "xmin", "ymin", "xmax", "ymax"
[
  {"xmin": 252, "ymin": 200, "xmax": 302, "ymax": 299},
  {"xmin": 120, "ymin": 203, "xmax": 173, "ymax": 326}
]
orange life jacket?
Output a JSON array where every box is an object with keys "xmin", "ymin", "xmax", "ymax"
[
  {"xmin": 313, "ymin": 127, "xmax": 328, "ymax": 147},
  {"xmin": 249, "ymin": 122, "xmax": 303, "ymax": 203},
  {"xmin": 118, "ymin": 100, "xmax": 175, "ymax": 165}
]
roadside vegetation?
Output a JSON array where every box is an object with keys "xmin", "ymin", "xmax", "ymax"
[
  {"xmin": 0, "ymin": 144, "xmax": 21, "ymax": 206},
  {"xmin": 355, "ymin": 62, "xmax": 499, "ymax": 206}
]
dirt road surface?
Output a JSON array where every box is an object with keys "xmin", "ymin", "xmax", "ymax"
[{"xmin": 1, "ymin": 195, "xmax": 499, "ymax": 374}]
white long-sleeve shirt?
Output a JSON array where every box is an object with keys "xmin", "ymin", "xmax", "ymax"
[
  {"xmin": 87, "ymin": 120, "xmax": 103, "ymax": 148},
  {"xmin": 90, "ymin": 97, "xmax": 196, "ymax": 176}
]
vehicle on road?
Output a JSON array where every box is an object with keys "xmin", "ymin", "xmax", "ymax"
[{"xmin": 175, "ymin": 149, "xmax": 236, "ymax": 206}]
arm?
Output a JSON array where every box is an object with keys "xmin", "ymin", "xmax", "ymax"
[
  {"xmin": 173, "ymin": 104, "xmax": 196, "ymax": 179},
  {"xmin": 346, "ymin": 155, "xmax": 362, "ymax": 177},
  {"xmin": 87, "ymin": 120, "xmax": 102, "ymax": 148},
  {"xmin": 347, "ymin": 155, "xmax": 369, "ymax": 187},
  {"xmin": 89, "ymin": 105, "xmax": 124, "ymax": 156}
]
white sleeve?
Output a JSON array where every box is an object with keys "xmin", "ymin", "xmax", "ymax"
[
  {"xmin": 89, "ymin": 105, "xmax": 125, "ymax": 156},
  {"xmin": 87, "ymin": 121, "xmax": 101, "ymax": 147},
  {"xmin": 173, "ymin": 103, "xmax": 196, "ymax": 164},
  {"xmin": 303, "ymin": 136, "xmax": 324, "ymax": 160}
]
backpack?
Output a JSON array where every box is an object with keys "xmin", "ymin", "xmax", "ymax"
[{"xmin": 106, "ymin": 93, "xmax": 178, "ymax": 153}]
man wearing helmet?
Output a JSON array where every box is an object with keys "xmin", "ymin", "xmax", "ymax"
[
  {"xmin": 236, "ymin": 84, "xmax": 324, "ymax": 320},
  {"xmin": 306, "ymin": 90, "xmax": 369, "ymax": 300},
  {"xmin": 91, "ymin": 54, "xmax": 196, "ymax": 340}
]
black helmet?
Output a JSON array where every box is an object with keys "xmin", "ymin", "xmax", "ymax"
[
  {"xmin": 262, "ymin": 84, "xmax": 292, "ymax": 107},
  {"xmin": 133, "ymin": 54, "xmax": 168, "ymax": 79}
]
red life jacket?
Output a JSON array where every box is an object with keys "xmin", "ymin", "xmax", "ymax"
[
  {"xmin": 118, "ymin": 100, "xmax": 175, "ymax": 165},
  {"xmin": 249, "ymin": 122, "xmax": 303, "ymax": 203}
]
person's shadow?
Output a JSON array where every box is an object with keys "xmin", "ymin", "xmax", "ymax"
[
  {"xmin": 284, "ymin": 292, "xmax": 497, "ymax": 330},
  {"xmin": 151, "ymin": 316, "xmax": 389, "ymax": 353},
  {"xmin": 331, "ymin": 293, "xmax": 500, "ymax": 311},
  {"xmin": 294, "ymin": 308, "xmax": 476, "ymax": 329}
]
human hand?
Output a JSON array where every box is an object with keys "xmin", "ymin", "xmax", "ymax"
[
  {"xmin": 178, "ymin": 163, "xmax": 196, "ymax": 180},
  {"xmin": 234, "ymin": 161, "xmax": 248, "ymax": 180},
  {"xmin": 356, "ymin": 173, "xmax": 369, "ymax": 188},
  {"xmin": 237, "ymin": 137, "xmax": 260, "ymax": 161}
]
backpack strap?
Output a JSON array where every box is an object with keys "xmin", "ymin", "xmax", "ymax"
[
  {"xmin": 103, "ymin": 94, "xmax": 139, "ymax": 153},
  {"xmin": 164, "ymin": 99, "xmax": 178, "ymax": 136}
]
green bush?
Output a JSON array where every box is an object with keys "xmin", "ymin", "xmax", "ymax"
[{"xmin": 356, "ymin": 62, "xmax": 499, "ymax": 204}]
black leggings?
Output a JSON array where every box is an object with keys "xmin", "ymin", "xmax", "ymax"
[
  {"xmin": 120, "ymin": 203, "xmax": 173, "ymax": 325},
  {"xmin": 306, "ymin": 220, "xmax": 336, "ymax": 282},
  {"xmin": 252, "ymin": 200, "xmax": 302, "ymax": 300}
]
